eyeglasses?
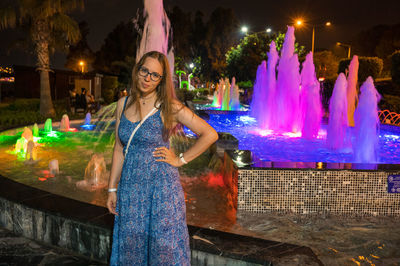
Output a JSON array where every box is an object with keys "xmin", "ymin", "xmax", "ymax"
[{"xmin": 138, "ymin": 66, "xmax": 163, "ymax": 82}]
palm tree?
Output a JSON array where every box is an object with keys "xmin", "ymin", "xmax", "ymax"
[{"xmin": 0, "ymin": 0, "xmax": 84, "ymax": 117}]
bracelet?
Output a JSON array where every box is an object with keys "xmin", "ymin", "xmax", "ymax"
[
  {"xmin": 179, "ymin": 153, "xmax": 188, "ymax": 164},
  {"xmin": 108, "ymin": 188, "xmax": 117, "ymax": 193}
]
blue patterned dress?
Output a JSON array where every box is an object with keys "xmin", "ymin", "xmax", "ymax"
[{"xmin": 110, "ymin": 97, "xmax": 190, "ymax": 265}]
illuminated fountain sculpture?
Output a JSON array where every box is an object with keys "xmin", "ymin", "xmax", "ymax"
[
  {"xmin": 44, "ymin": 118, "xmax": 52, "ymax": 132},
  {"xmin": 60, "ymin": 114, "xmax": 70, "ymax": 131},
  {"xmin": 76, "ymin": 154, "xmax": 109, "ymax": 191},
  {"xmin": 211, "ymin": 77, "xmax": 241, "ymax": 111},
  {"xmin": 81, "ymin": 112, "xmax": 96, "ymax": 130}
]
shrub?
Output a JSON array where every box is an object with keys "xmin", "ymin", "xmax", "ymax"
[
  {"xmin": 380, "ymin": 94, "xmax": 400, "ymax": 114},
  {"xmin": 7, "ymin": 98, "xmax": 40, "ymax": 111},
  {"xmin": 338, "ymin": 56, "xmax": 383, "ymax": 83},
  {"xmin": 237, "ymin": 80, "xmax": 253, "ymax": 89},
  {"xmin": 314, "ymin": 51, "xmax": 339, "ymax": 79},
  {"xmin": 391, "ymin": 50, "xmax": 400, "ymax": 87}
]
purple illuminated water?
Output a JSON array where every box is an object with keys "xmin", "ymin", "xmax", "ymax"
[
  {"xmin": 300, "ymin": 52, "xmax": 322, "ymax": 139},
  {"xmin": 327, "ymin": 73, "xmax": 350, "ymax": 151},
  {"xmin": 354, "ymin": 77, "xmax": 381, "ymax": 162}
]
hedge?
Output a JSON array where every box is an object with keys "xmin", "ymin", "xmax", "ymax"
[
  {"xmin": 338, "ymin": 56, "xmax": 383, "ymax": 83},
  {"xmin": 391, "ymin": 50, "xmax": 400, "ymax": 87}
]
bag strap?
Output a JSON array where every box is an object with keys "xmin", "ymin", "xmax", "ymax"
[
  {"xmin": 120, "ymin": 96, "xmax": 129, "ymax": 120},
  {"xmin": 124, "ymin": 104, "xmax": 160, "ymax": 157}
]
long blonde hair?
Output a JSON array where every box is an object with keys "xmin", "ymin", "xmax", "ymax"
[{"xmin": 127, "ymin": 51, "xmax": 183, "ymax": 141}]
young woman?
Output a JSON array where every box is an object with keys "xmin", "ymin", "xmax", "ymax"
[{"xmin": 107, "ymin": 51, "xmax": 218, "ymax": 265}]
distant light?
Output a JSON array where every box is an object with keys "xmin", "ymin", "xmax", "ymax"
[
  {"xmin": 79, "ymin": 61, "xmax": 84, "ymax": 66},
  {"xmin": 318, "ymin": 77, "xmax": 325, "ymax": 82},
  {"xmin": 296, "ymin": 20, "xmax": 303, "ymax": 26},
  {"xmin": 326, "ymin": 21, "xmax": 331, "ymax": 26},
  {"xmin": 241, "ymin": 26, "xmax": 248, "ymax": 33},
  {"xmin": 189, "ymin": 63, "xmax": 194, "ymax": 69},
  {"xmin": 266, "ymin": 28, "xmax": 272, "ymax": 33}
]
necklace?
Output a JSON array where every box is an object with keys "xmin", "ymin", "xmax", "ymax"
[{"xmin": 140, "ymin": 94, "xmax": 155, "ymax": 105}]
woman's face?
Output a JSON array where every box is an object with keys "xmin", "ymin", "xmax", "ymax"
[{"xmin": 137, "ymin": 57, "xmax": 163, "ymax": 96}]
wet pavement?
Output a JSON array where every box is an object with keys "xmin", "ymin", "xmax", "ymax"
[{"xmin": 0, "ymin": 227, "xmax": 105, "ymax": 266}]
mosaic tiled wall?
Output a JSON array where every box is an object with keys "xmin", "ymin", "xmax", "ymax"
[{"xmin": 238, "ymin": 169, "xmax": 400, "ymax": 216}]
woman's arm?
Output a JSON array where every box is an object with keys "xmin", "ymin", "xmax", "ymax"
[
  {"xmin": 174, "ymin": 103, "xmax": 219, "ymax": 164},
  {"xmin": 107, "ymin": 96, "xmax": 127, "ymax": 214}
]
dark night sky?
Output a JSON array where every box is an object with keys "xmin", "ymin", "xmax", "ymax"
[{"xmin": 1, "ymin": 0, "xmax": 399, "ymax": 69}]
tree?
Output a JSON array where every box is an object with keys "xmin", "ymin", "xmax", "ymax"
[
  {"xmin": 0, "ymin": 0, "xmax": 83, "ymax": 117},
  {"xmin": 313, "ymin": 51, "xmax": 339, "ymax": 79},
  {"xmin": 168, "ymin": 6, "xmax": 192, "ymax": 71},
  {"xmin": 226, "ymin": 32, "xmax": 305, "ymax": 82},
  {"xmin": 65, "ymin": 21, "xmax": 95, "ymax": 72},
  {"xmin": 353, "ymin": 23, "xmax": 400, "ymax": 72},
  {"xmin": 203, "ymin": 7, "xmax": 239, "ymax": 81},
  {"xmin": 94, "ymin": 21, "xmax": 138, "ymax": 86}
]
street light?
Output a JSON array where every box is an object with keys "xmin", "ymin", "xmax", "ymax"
[
  {"xmin": 266, "ymin": 28, "xmax": 272, "ymax": 33},
  {"xmin": 241, "ymin": 26, "xmax": 248, "ymax": 34},
  {"xmin": 295, "ymin": 19, "xmax": 331, "ymax": 54},
  {"xmin": 79, "ymin": 60, "xmax": 85, "ymax": 73},
  {"xmin": 336, "ymin": 42, "xmax": 351, "ymax": 59}
]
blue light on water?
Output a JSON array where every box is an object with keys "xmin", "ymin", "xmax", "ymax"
[{"xmin": 80, "ymin": 124, "xmax": 96, "ymax": 130}]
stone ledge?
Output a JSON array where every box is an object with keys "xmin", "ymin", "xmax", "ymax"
[{"xmin": 0, "ymin": 174, "xmax": 321, "ymax": 265}]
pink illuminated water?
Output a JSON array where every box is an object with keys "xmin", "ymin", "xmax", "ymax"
[
  {"xmin": 275, "ymin": 26, "xmax": 301, "ymax": 132},
  {"xmin": 250, "ymin": 27, "xmax": 321, "ymax": 135},
  {"xmin": 300, "ymin": 52, "xmax": 322, "ymax": 139}
]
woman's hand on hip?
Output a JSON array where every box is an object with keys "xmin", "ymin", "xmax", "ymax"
[
  {"xmin": 107, "ymin": 192, "xmax": 118, "ymax": 215},
  {"xmin": 153, "ymin": 146, "xmax": 183, "ymax": 167}
]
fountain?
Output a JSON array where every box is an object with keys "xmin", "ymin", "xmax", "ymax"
[
  {"xmin": 300, "ymin": 52, "xmax": 322, "ymax": 139},
  {"xmin": 275, "ymin": 26, "xmax": 301, "ymax": 132},
  {"xmin": 346, "ymin": 55, "xmax": 359, "ymax": 127},
  {"xmin": 44, "ymin": 118, "xmax": 52, "ymax": 132},
  {"xmin": 80, "ymin": 112, "xmax": 96, "ymax": 130},
  {"xmin": 60, "ymin": 114, "xmax": 70, "ymax": 131},
  {"xmin": 32, "ymin": 123, "xmax": 39, "ymax": 137},
  {"xmin": 76, "ymin": 154, "xmax": 109, "ymax": 191},
  {"xmin": 25, "ymin": 140, "xmax": 36, "ymax": 161},
  {"xmin": 251, "ymin": 61, "xmax": 268, "ymax": 125},
  {"xmin": 14, "ymin": 137, "xmax": 26, "ymax": 154},
  {"xmin": 210, "ymin": 77, "xmax": 242, "ymax": 111},
  {"xmin": 353, "ymin": 77, "xmax": 381, "ymax": 162},
  {"xmin": 49, "ymin": 159, "xmax": 59, "ymax": 175},
  {"xmin": 327, "ymin": 73, "xmax": 350, "ymax": 150},
  {"xmin": 21, "ymin": 127, "xmax": 33, "ymax": 142}
]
